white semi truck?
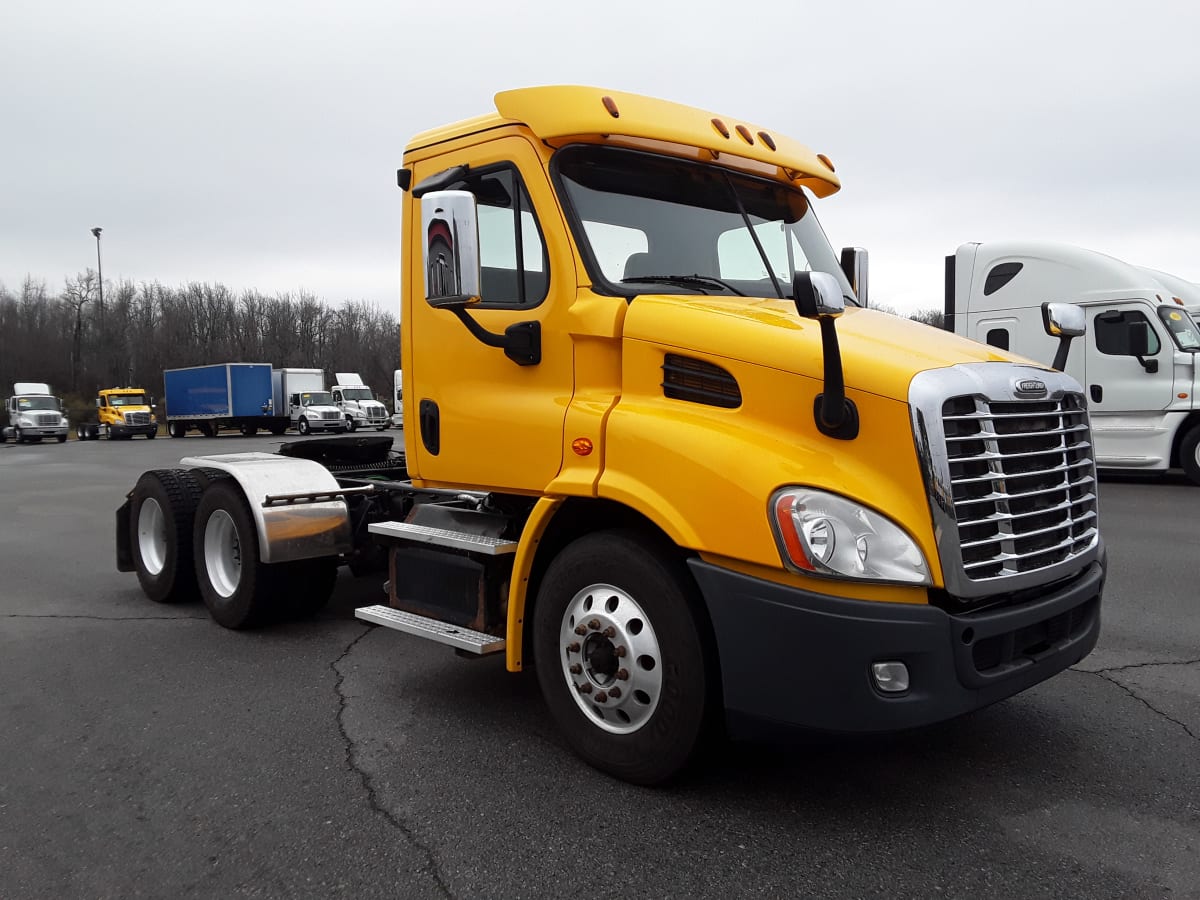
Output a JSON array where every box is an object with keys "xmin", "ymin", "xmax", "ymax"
[
  {"xmin": 331, "ymin": 373, "xmax": 390, "ymax": 431},
  {"xmin": 2, "ymin": 382, "xmax": 69, "ymax": 444},
  {"xmin": 945, "ymin": 241, "xmax": 1200, "ymax": 484}
]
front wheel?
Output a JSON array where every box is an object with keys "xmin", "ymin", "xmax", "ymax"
[
  {"xmin": 533, "ymin": 529, "xmax": 713, "ymax": 785},
  {"xmin": 298, "ymin": 417, "xmax": 310, "ymax": 436},
  {"xmin": 1181, "ymin": 426, "xmax": 1200, "ymax": 486},
  {"xmin": 56, "ymin": 434, "xmax": 67, "ymax": 443},
  {"xmin": 345, "ymin": 417, "xmax": 358, "ymax": 432},
  {"xmin": 14, "ymin": 427, "xmax": 23, "ymax": 444}
]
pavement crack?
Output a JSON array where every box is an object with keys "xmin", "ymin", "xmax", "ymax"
[
  {"xmin": 332, "ymin": 625, "xmax": 454, "ymax": 899},
  {"xmin": 1079, "ymin": 669, "xmax": 1199, "ymax": 743},
  {"xmin": 1077, "ymin": 657, "xmax": 1200, "ymax": 675}
]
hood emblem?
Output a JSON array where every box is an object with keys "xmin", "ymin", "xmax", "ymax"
[{"xmin": 1014, "ymin": 378, "xmax": 1048, "ymax": 398}]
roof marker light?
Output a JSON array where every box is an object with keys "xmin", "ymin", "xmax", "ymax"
[
  {"xmin": 817, "ymin": 153, "xmax": 836, "ymax": 172},
  {"xmin": 735, "ymin": 124, "xmax": 754, "ymax": 144},
  {"xmin": 602, "ymin": 96, "xmax": 620, "ymax": 118},
  {"xmin": 757, "ymin": 131, "xmax": 777, "ymax": 151},
  {"xmin": 711, "ymin": 118, "xmax": 730, "ymax": 138}
]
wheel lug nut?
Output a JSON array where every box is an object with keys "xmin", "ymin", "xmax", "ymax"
[
  {"xmin": 566, "ymin": 642, "xmax": 580, "ymax": 653},
  {"xmin": 569, "ymin": 663, "xmax": 582, "ymax": 675},
  {"xmin": 603, "ymin": 626, "xmax": 616, "ymax": 638},
  {"xmin": 616, "ymin": 668, "xmax": 629, "ymax": 681},
  {"xmin": 587, "ymin": 619, "xmax": 601, "ymax": 631},
  {"xmin": 595, "ymin": 691, "xmax": 608, "ymax": 703},
  {"xmin": 578, "ymin": 683, "xmax": 592, "ymax": 694},
  {"xmin": 574, "ymin": 625, "xmax": 587, "ymax": 636},
  {"xmin": 608, "ymin": 687, "xmax": 621, "ymax": 699}
]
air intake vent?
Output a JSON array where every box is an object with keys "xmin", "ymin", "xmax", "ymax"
[{"xmin": 661, "ymin": 354, "xmax": 741, "ymax": 408}]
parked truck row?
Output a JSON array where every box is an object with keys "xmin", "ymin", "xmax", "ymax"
[{"xmin": 115, "ymin": 86, "xmax": 1107, "ymax": 784}]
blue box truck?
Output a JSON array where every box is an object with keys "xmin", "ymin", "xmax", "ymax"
[{"xmin": 163, "ymin": 363, "xmax": 281, "ymax": 438}]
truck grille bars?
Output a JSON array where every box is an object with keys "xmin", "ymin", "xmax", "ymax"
[
  {"xmin": 910, "ymin": 365, "xmax": 1101, "ymax": 599},
  {"xmin": 124, "ymin": 412, "xmax": 151, "ymax": 425}
]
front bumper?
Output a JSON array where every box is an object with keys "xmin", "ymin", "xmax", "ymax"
[
  {"xmin": 112, "ymin": 423, "xmax": 157, "ymax": 437},
  {"xmin": 688, "ymin": 557, "xmax": 1103, "ymax": 736},
  {"xmin": 15, "ymin": 425, "xmax": 68, "ymax": 437},
  {"xmin": 305, "ymin": 418, "xmax": 344, "ymax": 432}
]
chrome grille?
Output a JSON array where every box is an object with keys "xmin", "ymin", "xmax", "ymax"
[
  {"xmin": 35, "ymin": 413, "xmax": 59, "ymax": 426},
  {"xmin": 910, "ymin": 364, "xmax": 1102, "ymax": 599},
  {"xmin": 321, "ymin": 410, "xmax": 340, "ymax": 420},
  {"xmin": 124, "ymin": 411, "xmax": 151, "ymax": 425},
  {"xmin": 943, "ymin": 394, "xmax": 1096, "ymax": 580}
]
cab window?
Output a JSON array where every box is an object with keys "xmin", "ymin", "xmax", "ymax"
[{"xmin": 1094, "ymin": 310, "xmax": 1160, "ymax": 356}]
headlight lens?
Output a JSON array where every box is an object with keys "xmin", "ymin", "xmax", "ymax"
[{"xmin": 770, "ymin": 487, "xmax": 931, "ymax": 584}]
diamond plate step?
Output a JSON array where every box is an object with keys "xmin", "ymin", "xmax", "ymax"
[
  {"xmin": 355, "ymin": 604, "xmax": 506, "ymax": 654},
  {"xmin": 368, "ymin": 521, "xmax": 517, "ymax": 555}
]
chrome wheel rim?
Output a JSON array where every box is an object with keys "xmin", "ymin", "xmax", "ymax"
[
  {"xmin": 136, "ymin": 498, "xmax": 167, "ymax": 575},
  {"xmin": 204, "ymin": 509, "xmax": 242, "ymax": 598},
  {"xmin": 558, "ymin": 582, "xmax": 662, "ymax": 735}
]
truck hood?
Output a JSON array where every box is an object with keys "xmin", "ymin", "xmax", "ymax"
[{"xmin": 623, "ymin": 294, "xmax": 1026, "ymax": 401}]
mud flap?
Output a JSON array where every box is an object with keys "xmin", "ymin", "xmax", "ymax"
[{"xmin": 115, "ymin": 497, "xmax": 134, "ymax": 572}]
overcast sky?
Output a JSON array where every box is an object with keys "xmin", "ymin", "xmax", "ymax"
[{"xmin": 3, "ymin": 0, "xmax": 1198, "ymax": 315}]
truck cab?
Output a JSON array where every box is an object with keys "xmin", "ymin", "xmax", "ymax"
[
  {"xmin": 78, "ymin": 388, "xmax": 158, "ymax": 440},
  {"xmin": 946, "ymin": 241, "xmax": 1200, "ymax": 483},
  {"xmin": 331, "ymin": 373, "xmax": 390, "ymax": 431},
  {"xmin": 118, "ymin": 87, "xmax": 1106, "ymax": 784},
  {"xmin": 3, "ymin": 382, "xmax": 68, "ymax": 443}
]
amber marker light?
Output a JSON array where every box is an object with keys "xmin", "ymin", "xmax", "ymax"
[
  {"xmin": 711, "ymin": 118, "xmax": 730, "ymax": 138},
  {"xmin": 601, "ymin": 96, "xmax": 620, "ymax": 118},
  {"xmin": 571, "ymin": 437, "xmax": 594, "ymax": 456},
  {"xmin": 1180, "ymin": 393, "xmax": 1189, "ymax": 400},
  {"xmin": 817, "ymin": 153, "xmax": 835, "ymax": 172},
  {"xmin": 772, "ymin": 494, "xmax": 816, "ymax": 572},
  {"xmin": 757, "ymin": 131, "xmax": 776, "ymax": 150},
  {"xmin": 735, "ymin": 124, "xmax": 754, "ymax": 144}
]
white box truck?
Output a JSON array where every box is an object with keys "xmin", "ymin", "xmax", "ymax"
[
  {"xmin": 271, "ymin": 368, "xmax": 346, "ymax": 435},
  {"xmin": 945, "ymin": 241, "xmax": 1200, "ymax": 484},
  {"xmin": 2, "ymin": 382, "xmax": 69, "ymax": 443},
  {"xmin": 331, "ymin": 373, "xmax": 390, "ymax": 431}
]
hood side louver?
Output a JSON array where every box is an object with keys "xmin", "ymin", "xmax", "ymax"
[{"xmin": 661, "ymin": 354, "xmax": 741, "ymax": 408}]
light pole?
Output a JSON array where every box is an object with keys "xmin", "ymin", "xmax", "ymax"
[{"xmin": 91, "ymin": 226, "xmax": 104, "ymax": 329}]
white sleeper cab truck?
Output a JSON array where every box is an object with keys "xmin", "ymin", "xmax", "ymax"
[
  {"xmin": 3, "ymin": 383, "xmax": 69, "ymax": 443},
  {"xmin": 331, "ymin": 373, "xmax": 390, "ymax": 431},
  {"xmin": 391, "ymin": 369, "xmax": 403, "ymax": 427},
  {"xmin": 272, "ymin": 368, "xmax": 346, "ymax": 435},
  {"xmin": 946, "ymin": 241, "xmax": 1200, "ymax": 484}
]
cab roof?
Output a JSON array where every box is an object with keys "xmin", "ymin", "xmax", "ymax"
[{"xmin": 405, "ymin": 85, "xmax": 841, "ymax": 198}]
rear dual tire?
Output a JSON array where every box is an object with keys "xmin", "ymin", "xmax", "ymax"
[{"xmin": 130, "ymin": 469, "xmax": 205, "ymax": 603}]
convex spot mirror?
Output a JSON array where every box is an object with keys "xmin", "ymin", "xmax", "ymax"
[
  {"xmin": 1041, "ymin": 302, "xmax": 1085, "ymax": 338},
  {"xmin": 792, "ymin": 271, "xmax": 845, "ymax": 319},
  {"xmin": 421, "ymin": 190, "xmax": 481, "ymax": 309}
]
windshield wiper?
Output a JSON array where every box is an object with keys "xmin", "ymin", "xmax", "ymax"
[{"xmin": 619, "ymin": 274, "xmax": 746, "ymax": 296}]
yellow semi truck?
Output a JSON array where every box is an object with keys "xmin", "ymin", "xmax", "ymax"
[
  {"xmin": 78, "ymin": 387, "xmax": 158, "ymax": 440},
  {"xmin": 116, "ymin": 86, "xmax": 1105, "ymax": 784}
]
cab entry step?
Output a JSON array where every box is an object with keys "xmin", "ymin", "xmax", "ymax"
[
  {"xmin": 355, "ymin": 604, "xmax": 506, "ymax": 654},
  {"xmin": 368, "ymin": 521, "xmax": 518, "ymax": 555}
]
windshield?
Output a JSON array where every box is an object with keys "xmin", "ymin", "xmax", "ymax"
[
  {"xmin": 341, "ymin": 388, "xmax": 373, "ymax": 401},
  {"xmin": 555, "ymin": 145, "xmax": 855, "ymax": 302},
  {"xmin": 301, "ymin": 391, "xmax": 334, "ymax": 407},
  {"xmin": 17, "ymin": 397, "xmax": 58, "ymax": 411},
  {"xmin": 1157, "ymin": 306, "xmax": 1200, "ymax": 351},
  {"xmin": 109, "ymin": 393, "xmax": 147, "ymax": 407}
]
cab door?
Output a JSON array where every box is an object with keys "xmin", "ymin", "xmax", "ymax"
[
  {"xmin": 1083, "ymin": 302, "xmax": 1174, "ymax": 412},
  {"xmin": 405, "ymin": 136, "xmax": 577, "ymax": 493}
]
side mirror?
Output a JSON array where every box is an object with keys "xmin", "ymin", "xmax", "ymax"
[
  {"xmin": 1128, "ymin": 321, "xmax": 1159, "ymax": 372},
  {"xmin": 1041, "ymin": 302, "xmax": 1085, "ymax": 338},
  {"xmin": 95, "ymin": 398, "xmax": 101, "ymax": 408},
  {"xmin": 1041, "ymin": 302, "xmax": 1086, "ymax": 372},
  {"xmin": 150, "ymin": 396, "xmax": 156, "ymax": 407},
  {"xmin": 839, "ymin": 247, "xmax": 869, "ymax": 308},
  {"xmin": 792, "ymin": 271, "xmax": 845, "ymax": 319},
  {"xmin": 421, "ymin": 190, "xmax": 481, "ymax": 309}
]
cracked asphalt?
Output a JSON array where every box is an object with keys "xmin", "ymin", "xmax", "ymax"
[{"xmin": 2, "ymin": 436, "xmax": 1198, "ymax": 899}]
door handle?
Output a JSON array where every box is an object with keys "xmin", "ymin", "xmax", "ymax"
[{"xmin": 1090, "ymin": 385, "xmax": 1103, "ymax": 403}]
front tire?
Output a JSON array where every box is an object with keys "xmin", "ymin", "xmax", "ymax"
[
  {"xmin": 298, "ymin": 417, "xmax": 311, "ymax": 436},
  {"xmin": 345, "ymin": 417, "xmax": 358, "ymax": 432},
  {"xmin": 192, "ymin": 480, "xmax": 275, "ymax": 629},
  {"xmin": 1181, "ymin": 426, "xmax": 1200, "ymax": 486},
  {"xmin": 14, "ymin": 427, "xmax": 23, "ymax": 444},
  {"xmin": 56, "ymin": 434, "xmax": 67, "ymax": 443},
  {"xmin": 130, "ymin": 469, "xmax": 204, "ymax": 603},
  {"xmin": 533, "ymin": 529, "xmax": 712, "ymax": 785}
]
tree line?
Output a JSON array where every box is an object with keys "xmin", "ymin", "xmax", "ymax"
[{"xmin": 0, "ymin": 273, "xmax": 400, "ymax": 407}]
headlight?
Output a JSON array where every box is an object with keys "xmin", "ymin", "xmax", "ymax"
[
  {"xmin": 770, "ymin": 487, "xmax": 931, "ymax": 585},
  {"xmin": 18, "ymin": 416, "xmax": 34, "ymax": 426}
]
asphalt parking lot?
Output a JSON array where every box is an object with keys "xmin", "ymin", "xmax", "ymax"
[{"xmin": 2, "ymin": 433, "xmax": 1198, "ymax": 899}]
